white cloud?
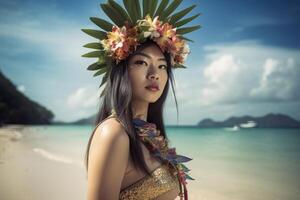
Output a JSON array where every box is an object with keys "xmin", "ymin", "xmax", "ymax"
[
  {"xmin": 67, "ymin": 86, "xmax": 99, "ymax": 109},
  {"xmin": 200, "ymin": 54, "xmax": 252, "ymax": 104},
  {"xmin": 197, "ymin": 40, "xmax": 300, "ymax": 105},
  {"xmin": 250, "ymin": 57, "xmax": 300, "ymax": 101},
  {"xmin": 64, "ymin": 86, "xmax": 102, "ymax": 121}
]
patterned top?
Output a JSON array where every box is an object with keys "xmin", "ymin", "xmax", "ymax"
[{"xmin": 119, "ymin": 164, "xmax": 180, "ymax": 200}]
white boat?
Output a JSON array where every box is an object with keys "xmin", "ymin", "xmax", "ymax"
[
  {"xmin": 239, "ymin": 121, "xmax": 257, "ymax": 128},
  {"xmin": 224, "ymin": 125, "xmax": 240, "ymax": 131},
  {"xmin": 232, "ymin": 125, "xmax": 240, "ymax": 131}
]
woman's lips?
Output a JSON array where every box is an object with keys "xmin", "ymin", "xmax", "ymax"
[{"xmin": 145, "ymin": 86, "xmax": 159, "ymax": 92}]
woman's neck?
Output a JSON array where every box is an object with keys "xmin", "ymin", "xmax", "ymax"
[{"xmin": 131, "ymin": 100, "xmax": 148, "ymax": 121}]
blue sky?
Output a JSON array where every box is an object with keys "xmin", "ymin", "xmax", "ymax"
[{"xmin": 1, "ymin": 0, "xmax": 299, "ymax": 125}]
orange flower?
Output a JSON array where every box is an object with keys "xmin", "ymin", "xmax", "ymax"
[
  {"xmin": 101, "ymin": 24, "xmax": 139, "ymax": 63},
  {"xmin": 169, "ymin": 36, "xmax": 184, "ymax": 55},
  {"xmin": 154, "ymin": 23, "xmax": 176, "ymax": 52}
]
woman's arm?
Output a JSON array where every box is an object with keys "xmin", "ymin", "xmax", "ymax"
[{"xmin": 87, "ymin": 119, "xmax": 130, "ymax": 200}]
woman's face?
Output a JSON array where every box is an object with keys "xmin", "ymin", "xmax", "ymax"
[{"xmin": 128, "ymin": 43, "xmax": 168, "ymax": 103}]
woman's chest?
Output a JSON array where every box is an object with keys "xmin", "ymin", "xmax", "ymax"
[
  {"xmin": 121, "ymin": 143, "xmax": 161, "ymax": 189},
  {"xmin": 120, "ymin": 143, "xmax": 180, "ymax": 199}
]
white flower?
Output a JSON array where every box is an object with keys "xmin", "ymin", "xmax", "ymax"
[
  {"xmin": 151, "ymin": 31, "xmax": 160, "ymax": 38},
  {"xmin": 181, "ymin": 43, "xmax": 190, "ymax": 62},
  {"xmin": 143, "ymin": 31, "xmax": 152, "ymax": 38},
  {"xmin": 113, "ymin": 42, "xmax": 123, "ymax": 50}
]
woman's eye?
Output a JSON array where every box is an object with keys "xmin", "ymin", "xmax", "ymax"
[
  {"xmin": 135, "ymin": 60, "xmax": 147, "ymax": 66},
  {"xmin": 159, "ymin": 65, "xmax": 167, "ymax": 70},
  {"xmin": 134, "ymin": 60, "xmax": 167, "ymax": 70}
]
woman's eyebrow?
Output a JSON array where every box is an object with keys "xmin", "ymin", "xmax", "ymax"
[{"xmin": 134, "ymin": 52, "xmax": 166, "ymax": 61}]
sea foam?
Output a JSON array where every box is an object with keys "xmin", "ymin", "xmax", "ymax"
[{"xmin": 33, "ymin": 148, "xmax": 74, "ymax": 164}]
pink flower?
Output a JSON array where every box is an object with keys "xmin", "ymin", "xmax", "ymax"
[
  {"xmin": 100, "ymin": 23, "xmax": 139, "ymax": 63},
  {"xmin": 153, "ymin": 23, "xmax": 176, "ymax": 52}
]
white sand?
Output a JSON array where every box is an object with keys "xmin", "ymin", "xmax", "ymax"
[{"xmin": 0, "ymin": 125, "xmax": 87, "ymax": 200}]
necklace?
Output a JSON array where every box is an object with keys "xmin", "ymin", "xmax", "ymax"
[{"xmin": 132, "ymin": 117, "xmax": 194, "ymax": 200}]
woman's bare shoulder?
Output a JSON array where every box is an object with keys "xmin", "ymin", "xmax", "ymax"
[
  {"xmin": 93, "ymin": 117, "xmax": 129, "ymax": 146},
  {"xmin": 87, "ymin": 117, "xmax": 130, "ymax": 199}
]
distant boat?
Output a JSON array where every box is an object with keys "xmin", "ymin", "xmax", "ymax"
[
  {"xmin": 232, "ymin": 125, "xmax": 240, "ymax": 131},
  {"xmin": 225, "ymin": 125, "xmax": 240, "ymax": 131},
  {"xmin": 240, "ymin": 121, "xmax": 257, "ymax": 128}
]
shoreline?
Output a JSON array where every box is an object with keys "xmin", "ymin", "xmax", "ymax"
[{"xmin": 0, "ymin": 125, "xmax": 87, "ymax": 200}]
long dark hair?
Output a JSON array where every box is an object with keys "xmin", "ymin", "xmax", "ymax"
[{"xmin": 84, "ymin": 40, "xmax": 179, "ymax": 176}]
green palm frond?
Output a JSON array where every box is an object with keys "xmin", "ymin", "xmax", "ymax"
[
  {"xmin": 93, "ymin": 67, "xmax": 107, "ymax": 77},
  {"xmin": 169, "ymin": 5, "xmax": 196, "ymax": 25},
  {"xmin": 149, "ymin": 0, "xmax": 158, "ymax": 18},
  {"xmin": 90, "ymin": 17, "xmax": 113, "ymax": 32},
  {"xmin": 154, "ymin": 0, "xmax": 169, "ymax": 18},
  {"xmin": 142, "ymin": 0, "xmax": 150, "ymax": 18},
  {"xmin": 176, "ymin": 25, "xmax": 202, "ymax": 35},
  {"xmin": 177, "ymin": 35, "xmax": 194, "ymax": 43},
  {"xmin": 82, "ymin": 50, "xmax": 105, "ymax": 58},
  {"xmin": 123, "ymin": 0, "xmax": 141, "ymax": 24},
  {"xmin": 108, "ymin": 0, "xmax": 132, "ymax": 25},
  {"xmin": 133, "ymin": 0, "xmax": 142, "ymax": 20},
  {"xmin": 160, "ymin": 0, "xmax": 183, "ymax": 22},
  {"xmin": 87, "ymin": 62, "xmax": 106, "ymax": 71},
  {"xmin": 100, "ymin": 3, "xmax": 124, "ymax": 27},
  {"xmin": 174, "ymin": 13, "xmax": 202, "ymax": 28},
  {"xmin": 83, "ymin": 42, "xmax": 103, "ymax": 50},
  {"xmin": 143, "ymin": 0, "xmax": 158, "ymax": 18},
  {"xmin": 81, "ymin": 29, "xmax": 107, "ymax": 40}
]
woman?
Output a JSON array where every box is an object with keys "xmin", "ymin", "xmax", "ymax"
[
  {"xmin": 82, "ymin": 1, "xmax": 201, "ymax": 199},
  {"xmin": 86, "ymin": 39, "xmax": 181, "ymax": 199}
]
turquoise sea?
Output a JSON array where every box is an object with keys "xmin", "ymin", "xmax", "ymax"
[{"xmin": 23, "ymin": 125, "xmax": 300, "ymax": 200}]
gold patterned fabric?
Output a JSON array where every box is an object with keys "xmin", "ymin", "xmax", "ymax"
[{"xmin": 119, "ymin": 164, "xmax": 180, "ymax": 200}]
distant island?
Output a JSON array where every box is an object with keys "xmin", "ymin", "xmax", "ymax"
[
  {"xmin": 197, "ymin": 113, "xmax": 300, "ymax": 128},
  {"xmin": 58, "ymin": 112, "xmax": 300, "ymax": 129},
  {"xmin": 53, "ymin": 114, "xmax": 97, "ymax": 125},
  {"xmin": 0, "ymin": 70, "xmax": 54, "ymax": 125}
]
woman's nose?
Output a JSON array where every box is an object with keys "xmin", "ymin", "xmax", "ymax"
[
  {"xmin": 148, "ymin": 73, "xmax": 158, "ymax": 80},
  {"xmin": 147, "ymin": 65, "xmax": 159, "ymax": 80}
]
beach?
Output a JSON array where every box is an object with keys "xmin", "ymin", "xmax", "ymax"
[
  {"xmin": 0, "ymin": 125, "xmax": 87, "ymax": 200},
  {"xmin": 1, "ymin": 125, "xmax": 299, "ymax": 200}
]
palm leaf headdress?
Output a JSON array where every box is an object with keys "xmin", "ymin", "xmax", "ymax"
[{"xmin": 82, "ymin": 0, "xmax": 202, "ymax": 97}]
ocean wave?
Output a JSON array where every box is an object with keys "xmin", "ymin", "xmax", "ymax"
[
  {"xmin": 0, "ymin": 129, "xmax": 23, "ymax": 140},
  {"xmin": 11, "ymin": 130, "xmax": 23, "ymax": 140},
  {"xmin": 33, "ymin": 148, "xmax": 74, "ymax": 164}
]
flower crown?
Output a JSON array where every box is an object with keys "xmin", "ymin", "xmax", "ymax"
[
  {"xmin": 82, "ymin": 0, "xmax": 202, "ymax": 97},
  {"xmin": 101, "ymin": 14, "xmax": 191, "ymax": 66}
]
